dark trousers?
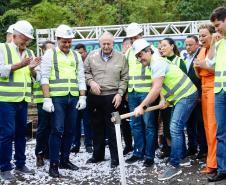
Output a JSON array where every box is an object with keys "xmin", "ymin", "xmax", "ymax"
[
  {"xmin": 88, "ymin": 93, "xmax": 118, "ymax": 162},
  {"xmin": 187, "ymin": 102, "xmax": 207, "ymax": 154},
  {"xmin": 0, "ymin": 102, "xmax": 27, "ymax": 172},
  {"xmin": 160, "ymin": 107, "xmax": 173, "ymax": 142},
  {"xmin": 119, "ymin": 99, "xmax": 133, "ymax": 149},
  {"xmin": 73, "ymin": 107, "xmax": 92, "ymax": 148},
  {"xmin": 35, "ymin": 103, "xmax": 51, "ymax": 157},
  {"xmin": 49, "ymin": 95, "xmax": 79, "ymax": 163}
]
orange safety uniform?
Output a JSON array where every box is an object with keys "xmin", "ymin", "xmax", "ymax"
[{"xmin": 197, "ymin": 47, "xmax": 217, "ymax": 168}]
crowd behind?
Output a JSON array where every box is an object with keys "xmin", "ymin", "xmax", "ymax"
[{"xmin": 0, "ymin": 6, "xmax": 226, "ymax": 183}]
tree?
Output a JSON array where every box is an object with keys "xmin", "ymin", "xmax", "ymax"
[{"xmin": 176, "ymin": 0, "xmax": 226, "ymax": 20}]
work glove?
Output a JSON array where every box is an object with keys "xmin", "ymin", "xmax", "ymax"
[
  {"xmin": 42, "ymin": 98, "xmax": 54, "ymax": 112},
  {"xmin": 76, "ymin": 96, "xmax": 87, "ymax": 110}
]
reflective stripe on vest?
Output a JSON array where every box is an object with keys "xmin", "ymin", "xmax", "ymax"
[
  {"xmin": 214, "ymin": 39, "xmax": 226, "ymax": 93},
  {"xmin": 172, "ymin": 56, "xmax": 180, "ymax": 66},
  {"xmin": 127, "ymin": 48, "xmax": 152, "ymax": 93},
  {"xmin": 0, "ymin": 43, "xmax": 32, "ymax": 102},
  {"xmin": 161, "ymin": 64, "xmax": 197, "ymax": 105},
  {"xmin": 49, "ymin": 48, "xmax": 79, "ymax": 97}
]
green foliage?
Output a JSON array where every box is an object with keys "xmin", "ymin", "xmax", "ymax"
[
  {"xmin": 19, "ymin": 1, "xmax": 71, "ymax": 28},
  {"xmin": 176, "ymin": 0, "xmax": 226, "ymax": 20}
]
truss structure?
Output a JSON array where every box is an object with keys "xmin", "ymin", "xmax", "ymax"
[{"xmin": 36, "ymin": 20, "xmax": 209, "ymax": 56}]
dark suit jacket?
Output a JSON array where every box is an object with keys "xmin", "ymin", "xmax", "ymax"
[{"xmin": 185, "ymin": 48, "xmax": 201, "ymax": 97}]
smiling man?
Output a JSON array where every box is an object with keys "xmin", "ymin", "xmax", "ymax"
[
  {"xmin": 40, "ymin": 24, "xmax": 87, "ymax": 178},
  {"xmin": 132, "ymin": 39, "xmax": 198, "ymax": 181},
  {"xmin": 84, "ymin": 31, "xmax": 128, "ymax": 168}
]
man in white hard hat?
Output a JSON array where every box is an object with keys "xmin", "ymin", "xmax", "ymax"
[
  {"xmin": 124, "ymin": 23, "xmax": 159, "ymax": 167},
  {"xmin": 132, "ymin": 38, "xmax": 198, "ymax": 180},
  {"xmin": 0, "ymin": 20, "xmax": 40, "ymax": 181},
  {"xmin": 6, "ymin": 24, "xmax": 15, "ymax": 43},
  {"xmin": 40, "ymin": 24, "xmax": 86, "ymax": 177}
]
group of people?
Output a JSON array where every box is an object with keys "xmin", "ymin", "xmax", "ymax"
[{"xmin": 0, "ymin": 6, "xmax": 225, "ymax": 183}]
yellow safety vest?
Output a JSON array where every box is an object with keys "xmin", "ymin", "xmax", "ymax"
[
  {"xmin": 49, "ymin": 48, "xmax": 80, "ymax": 97},
  {"xmin": 0, "ymin": 43, "xmax": 33, "ymax": 102},
  {"xmin": 214, "ymin": 38, "xmax": 226, "ymax": 93},
  {"xmin": 161, "ymin": 63, "xmax": 197, "ymax": 105},
  {"xmin": 126, "ymin": 47, "xmax": 152, "ymax": 93}
]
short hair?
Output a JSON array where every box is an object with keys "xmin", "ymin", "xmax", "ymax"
[
  {"xmin": 210, "ymin": 6, "xmax": 226, "ymax": 22},
  {"xmin": 162, "ymin": 37, "xmax": 180, "ymax": 56},
  {"xmin": 186, "ymin": 35, "xmax": 199, "ymax": 43},
  {"xmin": 75, "ymin": 43, "xmax": 86, "ymax": 51},
  {"xmin": 198, "ymin": 24, "xmax": 215, "ymax": 34},
  {"xmin": 99, "ymin": 31, "xmax": 114, "ymax": 42},
  {"xmin": 41, "ymin": 41, "xmax": 55, "ymax": 51}
]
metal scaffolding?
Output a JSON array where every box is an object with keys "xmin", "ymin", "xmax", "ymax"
[{"xmin": 36, "ymin": 20, "xmax": 209, "ymax": 56}]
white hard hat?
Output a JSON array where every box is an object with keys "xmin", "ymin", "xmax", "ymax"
[
  {"xmin": 132, "ymin": 39, "xmax": 150, "ymax": 55},
  {"xmin": 55, "ymin": 24, "xmax": 74, "ymax": 39},
  {"xmin": 7, "ymin": 24, "xmax": 15, "ymax": 34},
  {"xmin": 125, "ymin": 22, "xmax": 143, "ymax": 38},
  {"xmin": 13, "ymin": 20, "xmax": 34, "ymax": 39}
]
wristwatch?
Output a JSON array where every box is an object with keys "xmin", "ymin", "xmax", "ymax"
[{"xmin": 143, "ymin": 105, "xmax": 147, "ymax": 110}]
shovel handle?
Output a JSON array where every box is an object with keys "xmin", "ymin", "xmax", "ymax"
[{"xmin": 120, "ymin": 105, "xmax": 162, "ymax": 120}]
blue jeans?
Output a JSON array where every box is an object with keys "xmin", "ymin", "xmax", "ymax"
[
  {"xmin": 170, "ymin": 91, "xmax": 198, "ymax": 167},
  {"xmin": 215, "ymin": 90, "xmax": 226, "ymax": 174},
  {"xmin": 0, "ymin": 102, "xmax": 28, "ymax": 172},
  {"xmin": 73, "ymin": 106, "xmax": 92, "ymax": 148},
  {"xmin": 35, "ymin": 103, "xmax": 51, "ymax": 157},
  {"xmin": 128, "ymin": 92, "xmax": 158, "ymax": 160},
  {"xmin": 49, "ymin": 95, "xmax": 79, "ymax": 163}
]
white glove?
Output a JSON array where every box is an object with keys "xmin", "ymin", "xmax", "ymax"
[
  {"xmin": 76, "ymin": 96, "xmax": 87, "ymax": 110},
  {"xmin": 42, "ymin": 98, "xmax": 54, "ymax": 112}
]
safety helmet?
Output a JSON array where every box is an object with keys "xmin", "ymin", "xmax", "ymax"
[
  {"xmin": 55, "ymin": 24, "xmax": 74, "ymax": 39},
  {"xmin": 125, "ymin": 23, "xmax": 143, "ymax": 38},
  {"xmin": 132, "ymin": 39, "xmax": 150, "ymax": 55},
  {"xmin": 13, "ymin": 20, "xmax": 34, "ymax": 39},
  {"xmin": 7, "ymin": 24, "xmax": 15, "ymax": 34}
]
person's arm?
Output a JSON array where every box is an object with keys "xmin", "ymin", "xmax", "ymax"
[
  {"xmin": 40, "ymin": 49, "xmax": 52, "ymax": 97},
  {"xmin": 84, "ymin": 51, "xmax": 101, "ymax": 95},
  {"xmin": 84, "ymin": 52, "xmax": 94, "ymax": 86},
  {"xmin": 134, "ymin": 77, "xmax": 164, "ymax": 116},
  {"xmin": 134, "ymin": 58, "xmax": 169, "ymax": 116},
  {"xmin": 77, "ymin": 52, "xmax": 87, "ymax": 96}
]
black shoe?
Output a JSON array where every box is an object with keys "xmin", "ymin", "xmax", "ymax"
[
  {"xmin": 59, "ymin": 160, "xmax": 79, "ymax": 171},
  {"xmin": 123, "ymin": 146, "xmax": 133, "ymax": 155},
  {"xmin": 86, "ymin": 157, "xmax": 104, "ymax": 164},
  {"xmin": 125, "ymin": 155, "xmax": 142, "ymax": 164},
  {"xmin": 208, "ymin": 173, "xmax": 226, "ymax": 182},
  {"xmin": 70, "ymin": 146, "xmax": 79, "ymax": 153},
  {"xmin": 49, "ymin": 163, "xmax": 59, "ymax": 178},
  {"xmin": 36, "ymin": 155, "xmax": 44, "ymax": 167},
  {"xmin": 143, "ymin": 159, "xmax": 154, "ymax": 167},
  {"xmin": 157, "ymin": 146, "xmax": 170, "ymax": 159},
  {"xmin": 86, "ymin": 146, "xmax": 93, "ymax": 153},
  {"xmin": 186, "ymin": 148, "xmax": 197, "ymax": 157},
  {"xmin": 111, "ymin": 160, "xmax": 119, "ymax": 168},
  {"xmin": 196, "ymin": 152, "xmax": 207, "ymax": 160}
]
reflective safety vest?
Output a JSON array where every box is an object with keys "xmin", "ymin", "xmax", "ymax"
[
  {"xmin": 32, "ymin": 80, "xmax": 43, "ymax": 104},
  {"xmin": 0, "ymin": 43, "xmax": 33, "ymax": 102},
  {"xmin": 161, "ymin": 63, "xmax": 197, "ymax": 105},
  {"xmin": 214, "ymin": 38, "xmax": 226, "ymax": 93},
  {"xmin": 126, "ymin": 47, "xmax": 152, "ymax": 93},
  {"xmin": 48, "ymin": 48, "xmax": 80, "ymax": 97},
  {"xmin": 171, "ymin": 55, "xmax": 181, "ymax": 66}
]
